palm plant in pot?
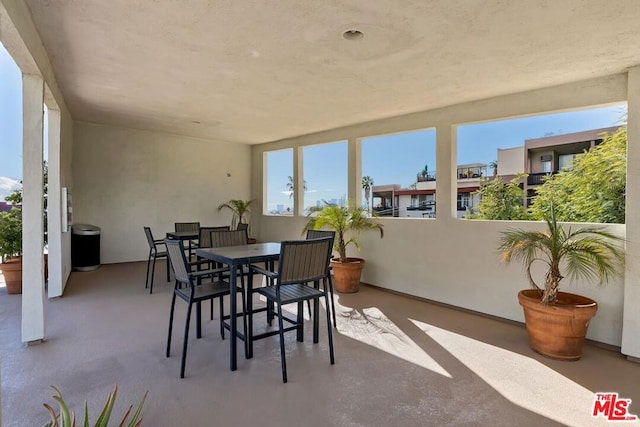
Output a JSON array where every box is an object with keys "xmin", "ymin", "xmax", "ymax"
[
  {"xmin": 217, "ymin": 199, "xmax": 253, "ymax": 230},
  {"xmin": 303, "ymin": 203, "xmax": 383, "ymax": 293},
  {"xmin": 498, "ymin": 206, "xmax": 625, "ymax": 360},
  {"xmin": 0, "ymin": 204, "xmax": 23, "ymax": 294}
]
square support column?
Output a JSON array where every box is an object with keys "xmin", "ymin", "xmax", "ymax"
[
  {"xmin": 46, "ymin": 107, "xmax": 62, "ymax": 298},
  {"xmin": 21, "ymin": 73, "xmax": 45, "ymax": 343},
  {"xmin": 294, "ymin": 146, "xmax": 303, "ymax": 216},
  {"xmin": 436, "ymin": 124, "xmax": 455, "ymax": 221},
  {"xmin": 348, "ymin": 137, "xmax": 362, "ymax": 208},
  {"xmin": 622, "ymin": 66, "xmax": 640, "ymax": 358}
]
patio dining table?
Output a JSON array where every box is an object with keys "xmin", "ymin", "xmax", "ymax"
[{"xmin": 195, "ymin": 242, "xmax": 281, "ymax": 371}]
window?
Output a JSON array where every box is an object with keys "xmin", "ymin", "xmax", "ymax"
[
  {"xmin": 457, "ymin": 193, "xmax": 470, "ymax": 211},
  {"xmin": 362, "ymin": 128, "xmax": 436, "ymax": 218},
  {"xmin": 558, "ymin": 154, "xmax": 576, "ymax": 170},
  {"xmin": 264, "ymin": 149, "xmax": 294, "ymax": 215},
  {"xmin": 302, "ymin": 141, "xmax": 347, "ymax": 214},
  {"xmin": 457, "ymin": 103, "xmax": 627, "ymax": 223}
]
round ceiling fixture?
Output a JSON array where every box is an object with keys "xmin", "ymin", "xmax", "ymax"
[{"xmin": 342, "ymin": 29, "xmax": 364, "ymax": 41}]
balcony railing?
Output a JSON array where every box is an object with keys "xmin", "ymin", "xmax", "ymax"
[
  {"xmin": 527, "ymin": 172, "xmax": 556, "ymax": 186},
  {"xmin": 373, "ymin": 206, "xmax": 399, "ymax": 217},
  {"xmin": 416, "ymin": 172, "xmax": 436, "ymax": 182}
]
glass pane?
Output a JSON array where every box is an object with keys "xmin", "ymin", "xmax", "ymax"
[
  {"xmin": 303, "ymin": 141, "xmax": 347, "ymax": 214},
  {"xmin": 457, "ymin": 104, "xmax": 627, "ymax": 222},
  {"xmin": 362, "ymin": 128, "xmax": 436, "ymax": 218},
  {"xmin": 264, "ymin": 149, "xmax": 294, "ymax": 215}
]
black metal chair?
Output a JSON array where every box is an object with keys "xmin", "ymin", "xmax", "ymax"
[
  {"xmin": 165, "ymin": 238, "xmax": 236, "ymax": 378},
  {"xmin": 191, "ymin": 226, "xmax": 230, "ymax": 271},
  {"xmin": 209, "ymin": 229, "xmax": 250, "ymax": 320},
  {"xmin": 249, "ymin": 237, "xmax": 335, "ymax": 383},
  {"xmin": 306, "ymin": 230, "xmax": 338, "ymax": 328},
  {"xmin": 144, "ymin": 226, "xmax": 169, "ymax": 294},
  {"xmin": 174, "ymin": 222, "xmax": 200, "ymax": 260},
  {"xmin": 236, "ymin": 222, "xmax": 249, "ymax": 232}
]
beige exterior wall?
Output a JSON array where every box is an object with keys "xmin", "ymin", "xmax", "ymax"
[
  {"xmin": 497, "ymin": 147, "xmax": 524, "ymax": 176},
  {"xmin": 72, "ymin": 122, "xmax": 251, "ymax": 264},
  {"xmin": 252, "ymin": 74, "xmax": 629, "ymax": 348}
]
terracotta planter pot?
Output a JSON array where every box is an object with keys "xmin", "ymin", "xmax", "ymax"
[
  {"xmin": 330, "ymin": 257, "xmax": 365, "ymax": 293},
  {"xmin": 0, "ymin": 257, "xmax": 23, "ymax": 294},
  {"xmin": 518, "ymin": 289, "xmax": 598, "ymax": 360}
]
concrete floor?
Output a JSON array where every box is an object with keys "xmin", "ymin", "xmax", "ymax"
[{"xmin": 1, "ymin": 261, "xmax": 639, "ymax": 426}]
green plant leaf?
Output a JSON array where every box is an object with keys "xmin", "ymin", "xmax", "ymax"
[{"xmin": 95, "ymin": 385, "xmax": 118, "ymax": 427}]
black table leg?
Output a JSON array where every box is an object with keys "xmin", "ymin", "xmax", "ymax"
[
  {"xmin": 248, "ymin": 270, "xmax": 254, "ymax": 359},
  {"xmin": 230, "ymin": 264, "xmax": 237, "ymax": 371}
]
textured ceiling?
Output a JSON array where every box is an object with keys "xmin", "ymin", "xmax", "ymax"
[{"xmin": 24, "ymin": 0, "xmax": 640, "ymax": 144}]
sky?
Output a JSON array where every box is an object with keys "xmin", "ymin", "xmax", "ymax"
[
  {"xmin": 0, "ymin": 42, "xmax": 627, "ymax": 210},
  {"xmin": 0, "ymin": 42, "xmax": 22, "ymax": 200}
]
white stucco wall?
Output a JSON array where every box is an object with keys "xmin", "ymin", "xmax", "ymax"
[
  {"xmin": 252, "ymin": 74, "xmax": 629, "ymax": 348},
  {"xmin": 72, "ymin": 122, "xmax": 251, "ymax": 264}
]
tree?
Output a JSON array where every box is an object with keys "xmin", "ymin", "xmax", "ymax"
[
  {"xmin": 469, "ymin": 174, "xmax": 529, "ymax": 220},
  {"xmin": 489, "ymin": 160, "xmax": 498, "ymax": 177},
  {"xmin": 286, "ymin": 175, "xmax": 307, "ymax": 199},
  {"xmin": 529, "ymin": 126, "xmax": 626, "ymax": 224},
  {"xmin": 361, "ymin": 176, "xmax": 374, "ymax": 212}
]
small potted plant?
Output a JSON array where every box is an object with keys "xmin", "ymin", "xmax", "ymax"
[
  {"xmin": 217, "ymin": 199, "xmax": 254, "ymax": 231},
  {"xmin": 0, "ymin": 204, "xmax": 23, "ymax": 294},
  {"xmin": 303, "ymin": 202, "xmax": 383, "ymax": 293},
  {"xmin": 498, "ymin": 205, "xmax": 625, "ymax": 360}
]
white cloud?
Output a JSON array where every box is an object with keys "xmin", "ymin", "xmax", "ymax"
[{"xmin": 0, "ymin": 177, "xmax": 21, "ymax": 201}]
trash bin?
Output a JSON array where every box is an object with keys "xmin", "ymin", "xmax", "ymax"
[{"xmin": 72, "ymin": 224, "xmax": 101, "ymax": 271}]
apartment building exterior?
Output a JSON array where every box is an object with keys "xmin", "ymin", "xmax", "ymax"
[{"xmin": 372, "ymin": 125, "xmax": 621, "ymax": 218}]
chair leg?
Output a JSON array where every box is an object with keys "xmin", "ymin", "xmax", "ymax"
[
  {"xmin": 166, "ymin": 291, "xmax": 177, "ymax": 357},
  {"xmin": 219, "ymin": 297, "xmax": 225, "ymax": 340},
  {"xmin": 145, "ymin": 251, "xmax": 152, "ymax": 289},
  {"xmin": 196, "ymin": 301, "xmax": 202, "ymax": 339},
  {"xmin": 180, "ymin": 301, "xmax": 193, "ymax": 379},
  {"xmin": 210, "ymin": 299, "xmax": 214, "ymax": 321},
  {"xmin": 324, "ymin": 292, "xmax": 335, "ymax": 365},
  {"xmin": 327, "ymin": 276, "xmax": 337, "ymax": 328},
  {"xmin": 151, "ymin": 255, "xmax": 159, "ymax": 294},
  {"xmin": 267, "ymin": 301, "xmax": 274, "ymax": 326},
  {"xmin": 277, "ymin": 301, "xmax": 288, "ymax": 383},
  {"xmin": 297, "ymin": 301, "xmax": 304, "ymax": 342},
  {"xmin": 313, "ymin": 295, "xmax": 320, "ymax": 344}
]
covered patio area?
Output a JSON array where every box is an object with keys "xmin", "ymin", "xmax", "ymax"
[
  {"xmin": 1, "ymin": 1, "xmax": 640, "ymax": 425},
  {"xmin": 2, "ymin": 262, "xmax": 637, "ymax": 426}
]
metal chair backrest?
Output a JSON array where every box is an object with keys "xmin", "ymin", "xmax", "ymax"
[
  {"xmin": 211, "ymin": 229, "xmax": 248, "ymax": 248},
  {"xmin": 144, "ymin": 226, "xmax": 156, "ymax": 249},
  {"xmin": 175, "ymin": 222, "xmax": 200, "ymax": 232},
  {"xmin": 165, "ymin": 239, "xmax": 192, "ymax": 285},
  {"xmin": 278, "ymin": 237, "xmax": 333, "ymax": 285},
  {"xmin": 306, "ymin": 230, "xmax": 335, "ymax": 245},
  {"xmin": 305, "ymin": 229, "xmax": 335, "ymax": 269},
  {"xmin": 199, "ymin": 226, "xmax": 230, "ymax": 248},
  {"xmin": 236, "ymin": 223, "xmax": 249, "ymax": 232}
]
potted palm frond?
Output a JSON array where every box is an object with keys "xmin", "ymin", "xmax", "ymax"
[
  {"xmin": 303, "ymin": 203, "xmax": 383, "ymax": 293},
  {"xmin": 217, "ymin": 199, "xmax": 254, "ymax": 230},
  {"xmin": 498, "ymin": 206, "xmax": 625, "ymax": 360}
]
